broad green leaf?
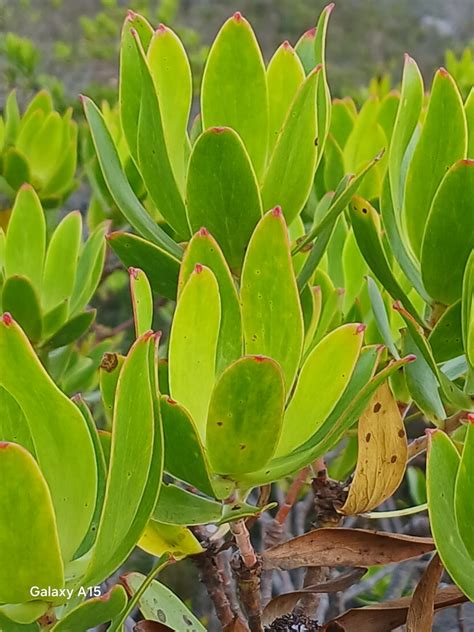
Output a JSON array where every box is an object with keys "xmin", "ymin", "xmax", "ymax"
[
  {"xmin": 421, "ymin": 160, "xmax": 474, "ymax": 305},
  {"xmin": 206, "ymin": 355, "xmax": 285, "ymax": 475},
  {"xmin": 45, "ymin": 310, "xmax": 96, "ymax": 350},
  {"xmin": 0, "ymin": 612, "xmax": 39, "ymax": 631},
  {"xmin": 455, "ymin": 421, "xmax": 474, "ymax": 559},
  {"xmin": 108, "ymin": 231, "xmax": 180, "ymax": 300},
  {"xmin": 169, "ymin": 265, "xmax": 220, "ymax": 435},
  {"xmin": 295, "ymin": 27, "xmax": 316, "ymax": 74},
  {"xmin": 276, "ymin": 323, "xmax": 364, "ymax": 456},
  {"xmin": 0, "ymin": 387, "xmax": 34, "ymax": 455},
  {"xmin": 389, "ymin": 55, "xmax": 424, "ymax": 214},
  {"xmin": 5, "ymin": 185, "xmax": 45, "ymax": 291},
  {"xmin": 349, "ymin": 196, "xmax": 423, "ymax": 326},
  {"xmin": 429, "ymin": 300, "xmax": 464, "ymax": 362},
  {"xmin": 427, "ymin": 430, "xmax": 474, "ymax": 600},
  {"xmin": 119, "ymin": 11, "xmax": 153, "ymax": 161},
  {"xmin": 41, "ymin": 299, "xmax": 68, "ymax": 340},
  {"xmin": 261, "ymin": 68, "xmax": 319, "ymax": 225},
  {"xmin": 3, "ymin": 90, "xmax": 20, "ymax": 146},
  {"xmin": 367, "ymin": 276, "xmax": 400, "ymax": 359},
  {"xmin": 201, "ymin": 12, "xmax": 268, "ymax": 178},
  {"xmin": 51, "ymin": 585, "xmax": 128, "ymax": 632},
  {"xmin": 377, "ymin": 91, "xmax": 399, "ymax": 140},
  {"xmin": 82, "ymin": 97, "xmax": 182, "ymax": 258},
  {"xmin": 130, "ymin": 267, "xmax": 153, "ymax": 336},
  {"xmin": 123, "ymin": 572, "xmax": 206, "ymax": 631},
  {"xmin": 323, "ymin": 134, "xmax": 345, "ymax": 191},
  {"xmin": 404, "ymin": 69, "xmax": 467, "ymax": 256},
  {"xmin": 462, "ymin": 251, "xmax": 474, "ymax": 368},
  {"xmin": 466, "ymin": 88, "xmax": 474, "ymax": 157},
  {"xmin": 2, "ymin": 276, "xmax": 42, "ymax": 342},
  {"xmin": 3, "ymin": 148, "xmax": 30, "ymax": 191},
  {"xmin": 0, "ymin": 442, "xmax": 63, "ymax": 604},
  {"xmin": 266, "ymin": 41, "xmax": 305, "ymax": 155},
  {"xmin": 99, "ymin": 353, "xmax": 125, "ymax": 423},
  {"xmin": 147, "ymin": 25, "xmax": 192, "ymax": 193},
  {"xmin": 133, "ymin": 32, "xmax": 189, "ymax": 238},
  {"xmin": 42, "ymin": 211, "xmax": 82, "ymax": 312},
  {"xmin": 0, "ymin": 603, "xmax": 48, "ymax": 627},
  {"xmin": 160, "ymin": 396, "xmax": 217, "ymax": 498},
  {"xmin": 153, "ymin": 484, "xmax": 223, "ymax": 525},
  {"xmin": 179, "ymin": 228, "xmax": 242, "ymax": 373},
  {"xmin": 401, "ymin": 328, "xmax": 446, "ymax": 425},
  {"xmin": 139, "ymin": 521, "xmax": 203, "ymax": 559},
  {"xmin": 70, "ymin": 221, "xmax": 107, "ymax": 315},
  {"xmin": 330, "ymin": 97, "xmax": 356, "ymax": 148},
  {"xmin": 0, "ymin": 315, "xmax": 97, "ymax": 563},
  {"xmin": 241, "ymin": 208, "xmax": 304, "ymax": 393},
  {"xmin": 85, "ymin": 334, "xmax": 155, "ymax": 583},
  {"xmin": 340, "ymin": 381, "xmax": 408, "ymax": 515},
  {"xmin": 186, "ymin": 127, "xmax": 262, "ymax": 273}
]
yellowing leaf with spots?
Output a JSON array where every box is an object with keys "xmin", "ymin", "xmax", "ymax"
[{"xmin": 340, "ymin": 382, "xmax": 408, "ymax": 515}]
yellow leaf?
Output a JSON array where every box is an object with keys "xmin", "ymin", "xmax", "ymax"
[
  {"xmin": 340, "ymin": 381, "xmax": 408, "ymax": 515},
  {"xmin": 138, "ymin": 520, "xmax": 203, "ymax": 560}
]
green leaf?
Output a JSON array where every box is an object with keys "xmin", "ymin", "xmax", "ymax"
[
  {"xmin": 186, "ymin": 127, "xmax": 262, "ymax": 273},
  {"xmin": 241, "ymin": 208, "xmax": 304, "ymax": 393},
  {"xmin": 147, "ymin": 25, "xmax": 192, "ymax": 193},
  {"xmin": 51, "ymin": 585, "xmax": 128, "ymax": 632},
  {"xmin": 206, "ymin": 355, "xmax": 285, "ymax": 475},
  {"xmin": 295, "ymin": 27, "xmax": 316, "ymax": 74},
  {"xmin": 123, "ymin": 572, "xmax": 206, "ymax": 631},
  {"xmin": 85, "ymin": 333, "xmax": 157, "ymax": 584},
  {"xmin": 330, "ymin": 98, "xmax": 356, "ymax": 148},
  {"xmin": 70, "ymin": 221, "xmax": 107, "ymax": 316},
  {"xmin": 2, "ymin": 276, "xmax": 42, "ymax": 342},
  {"xmin": 349, "ymin": 196, "xmax": 423, "ymax": 326},
  {"xmin": 421, "ymin": 160, "xmax": 474, "ymax": 305},
  {"xmin": 169, "ymin": 265, "xmax": 220, "ymax": 435},
  {"xmin": 45, "ymin": 310, "xmax": 96, "ymax": 349},
  {"xmin": 462, "ymin": 251, "xmax": 474, "ymax": 368},
  {"xmin": 201, "ymin": 12, "xmax": 268, "ymax": 179},
  {"xmin": 3, "ymin": 148, "xmax": 30, "ymax": 191},
  {"xmin": 367, "ymin": 276, "xmax": 400, "ymax": 359},
  {"xmin": 403, "ymin": 69, "xmax": 467, "ymax": 256},
  {"xmin": 455, "ymin": 421, "xmax": 474, "ymax": 560},
  {"xmin": 5, "ymin": 185, "xmax": 45, "ymax": 291},
  {"xmin": 428, "ymin": 300, "xmax": 464, "ymax": 363},
  {"xmin": 132, "ymin": 31, "xmax": 189, "ymax": 238},
  {"xmin": 139, "ymin": 521, "xmax": 203, "ymax": 559},
  {"xmin": 389, "ymin": 55, "xmax": 424, "ymax": 215},
  {"xmin": 0, "ymin": 611, "xmax": 39, "ymax": 631},
  {"xmin": 466, "ymin": 88, "xmax": 474, "ymax": 157},
  {"xmin": 276, "ymin": 323, "xmax": 364, "ymax": 456},
  {"xmin": 179, "ymin": 228, "xmax": 242, "ymax": 373},
  {"xmin": 261, "ymin": 68, "xmax": 319, "ymax": 225},
  {"xmin": 427, "ymin": 430, "xmax": 474, "ymax": 600},
  {"xmin": 313, "ymin": 3, "xmax": 333, "ymax": 160},
  {"xmin": 119, "ymin": 11, "xmax": 153, "ymax": 162},
  {"xmin": 0, "ymin": 387, "xmax": 34, "ymax": 455},
  {"xmin": 108, "ymin": 231, "xmax": 180, "ymax": 301},
  {"xmin": 42, "ymin": 211, "xmax": 82, "ymax": 313},
  {"xmin": 130, "ymin": 267, "xmax": 153, "ymax": 337},
  {"xmin": 0, "ymin": 315, "xmax": 97, "ymax": 563},
  {"xmin": 160, "ymin": 396, "xmax": 218, "ymax": 498},
  {"xmin": 82, "ymin": 97, "xmax": 181, "ymax": 258},
  {"xmin": 0, "ymin": 442, "xmax": 64, "ymax": 605},
  {"xmin": 153, "ymin": 484, "xmax": 223, "ymax": 525},
  {"xmin": 99, "ymin": 353, "xmax": 125, "ymax": 423},
  {"xmin": 266, "ymin": 41, "xmax": 305, "ymax": 156}
]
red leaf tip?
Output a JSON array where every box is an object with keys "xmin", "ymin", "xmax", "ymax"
[
  {"xmin": 356, "ymin": 323, "xmax": 366, "ymax": 334},
  {"xmin": 156, "ymin": 23, "xmax": 168, "ymax": 34},
  {"xmin": 19, "ymin": 182, "xmax": 33, "ymax": 191},
  {"xmin": 129, "ymin": 267, "xmax": 139, "ymax": 279},
  {"xmin": 304, "ymin": 27, "xmax": 316, "ymax": 38},
  {"xmin": 271, "ymin": 206, "xmax": 283, "ymax": 217},
  {"xmin": 233, "ymin": 11, "xmax": 243, "ymax": 22},
  {"xmin": 194, "ymin": 263, "xmax": 204, "ymax": 274},
  {"xmin": 0, "ymin": 442, "xmax": 10, "ymax": 450},
  {"xmin": 465, "ymin": 412, "xmax": 474, "ymax": 424},
  {"xmin": 143, "ymin": 330, "xmax": 154, "ymax": 340},
  {"xmin": 425, "ymin": 428, "xmax": 438, "ymax": 438},
  {"xmin": 438, "ymin": 67, "xmax": 449, "ymax": 77},
  {"xmin": 211, "ymin": 126, "xmax": 227, "ymax": 134},
  {"xmin": 461, "ymin": 159, "xmax": 474, "ymax": 166},
  {"xmin": 253, "ymin": 355, "xmax": 267, "ymax": 362},
  {"xmin": 2, "ymin": 313, "xmax": 13, "ymax": 326},
  {"xmin": 166, "ymin": 397, "xmax": 177, "ymax": 405},
  {"xmin": 127, "ymin": 9, "xmax": 137, "ymax": 20},
  {"xmin": 406, "ymin": 354, "xmax": 417, "ymax": 363},
  {"xmin": 198, "ymin": 226, "xmax": 209, "ymax": 237},
  {"xmin": 282, "ymin": 40, "xmax": 292, "ymax": 50}
]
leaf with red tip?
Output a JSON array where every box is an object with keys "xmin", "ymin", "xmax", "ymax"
[
  {"xmin": 179, "ymin": 229, "xmax": 242, "ymax": 373},
  {"xmin": 295, "ymin": 28, "xmax": 316, "ymax": 74},
  {"xmin": 267, "ymin": 41, "xmax": 305, "ymax": 155},
  {"xmin": 130, "ymin": 267, "xmax": 153, "ymax": 337},
  {"xmin": 147, "ymin": 25, "xmax": 192, "ymax": 193},
  {"xmin": 201, "ymin": 13, "xmax": 268, "ymax": 178},
  {"xmin": 168, "ymin": 265, "xmax": 220, "ymax": 436},
  {"xmin": 206, "ymin": 355, "xmax": 285, "ymax": 476},
  {"xmin": 241, "ymin": 209, "xmax": 304, "ymax": 394},
  {"xmin": 0, "ymin": 316, "xmax": 97, "ymax": 563},
  {"xmin": 99, "ymin": 352, "xmax": 126, "ymax": 424},
  {"xmin": 186, "ymin": 127, "xmax": 262, "ymax": 273},
  {"xmin": 0, "ymin": 442, "xmax": 64, "ymax": 605},
  {"xmin": 276, "ymin": 324, "xmax": 364, "ymax": 456},
  {"xmin": 261, "ymin": 68, "xmax": 320, "ymax": 225},
  {"xmin": 403, "ymin": 68, "xmax": 467, "ymax": 256},
  {"xmin": 50, "ymin": 585, "xmax": 128, "ymax": 632}
]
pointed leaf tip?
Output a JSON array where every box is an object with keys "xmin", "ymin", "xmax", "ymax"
[
  {"xmin": 156, "ymin": 23, "xmax": 168, "ymax": 34},
  {"xmin": 142, "ymin": 330, "xmax": 155, "ymax": 341},
  {"xmin": 127, "ymin": 9, "xmax": 137, "ymax": 20},
  {"xmin": 0, "ymin": 442, "xmax": 10, "ymax": 450},
  {"xmin": 211, "ymin": 127, "xmax": 227, "ymax": 134},
  {"xmin": 194, "ymin": 263, "xmax": 204, "ymax": 274},
  {"xmin": 271, "ymin": 206, "xmax": 283, "ymax": 217},
  {"xmin": 2, "ymin": 313, "xmax": 13, "ymax": 326},
  {"xmin": 438, "ymin": 67, "xmax": 449, "ymax": 77},
  {"xmin": 304, "ymin": 27, "xmax": 316, "ymax": 38},
  {"xmin": 356, "ymin": 324, "xmax": 366, "ymax": 334},
  {"xmin": 166, "ymin": 397, "xmax": 177, "ymax": 405},
  {"xmin": 233, "ymin": 11, "xmax": 243, "ymax": 22},
  {"xmin": 129, "ymin": 267, "xmax": 139, "ymax": 279},
  {"xmin": 282, "ymin": 40, "xmax": 291, "ymax": 50},
  {"xmin": 198, "ymin": 227, "xmax": 209, "ymax": 237},
  {"xmin": 405, "ymin": 354, "xmax": 417, "ymax": 362}
]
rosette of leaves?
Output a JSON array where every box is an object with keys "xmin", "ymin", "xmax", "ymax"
[
  {"xmin": 0, "ymin": 313, "xmax": 163, "ymax": 629},
  {"xmin": 0, "ymin": 184, "xmax": 105, "ymax": 352},
  {"xmin": 0, "ymin": 90, "xmax": 77, "ymax": 217}
]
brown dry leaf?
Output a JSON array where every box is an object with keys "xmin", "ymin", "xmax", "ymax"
[
  {"xmin": 319, "ymin": 585, "xmax": 467, "ymax": 631},
  {"xmin": 340, "ymin": 382, "xmax": 408, "ymax": 515},
  {"xmin": 134, "ymin": 621, "xmax": 175, "ymax": 632},
  {"xmin": 406, "ymin": 554, "xmax": 444, "ymax": 632},
  {"xmin": 223, "ymin": 617, "xmax": 250, "ymax": 631},
  {"xmin": 262, "ymin": 568, "xmax": 366, "ymax": 625},
  {"xmin": 262, "ymin": 528, "xmax": 434, "ymax": 570}
]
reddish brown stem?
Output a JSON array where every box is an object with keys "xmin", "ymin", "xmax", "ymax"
[{"xmin": 275, "ymin": 466, "xmax": 310, "ymax": 525}]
